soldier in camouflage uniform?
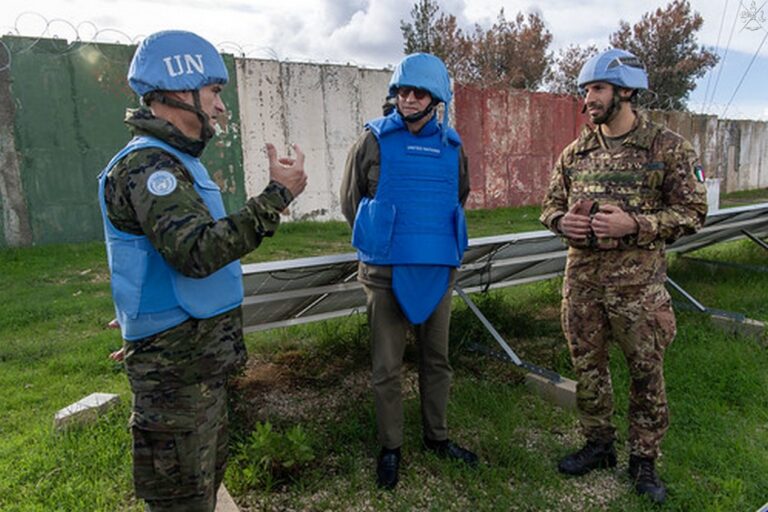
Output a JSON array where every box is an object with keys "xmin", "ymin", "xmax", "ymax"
[
  {"xmin": 540, "ymin": 49, "xmax": 707, "ymax": 504},
  {"xmin": 97, "ymin": 31, "xmax": 306, "ymax": 511}
]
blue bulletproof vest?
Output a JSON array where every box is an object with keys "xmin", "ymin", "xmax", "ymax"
[
  {"xmin": 352, "ymin": 113, "xmax": 468, "ymax": 324},
  {"xmin": 98, "ymin": 136, "xmax": 243, "ymax": 341},
  {"xmin": 352, "ymin": 113, "xmax": 468, "ymax": 266}
]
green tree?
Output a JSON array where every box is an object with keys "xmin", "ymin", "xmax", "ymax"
[
  {"xmin": 609, "ymin": 0, "xmax": 718, "ymax": 110},
  {"xmin": 400, "ymin": 0, "xmax": 473, "ymax": 83},
  {"xmin": 400, "ymin": 0, "xmax": 441, "ymax": 54}
]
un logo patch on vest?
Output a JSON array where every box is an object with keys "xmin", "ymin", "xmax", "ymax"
[
  {"xmin": 147, "ymin": 170, "xmax": 178, "ymax": 196},
  {"xmin": 405, "ymin": 144, "xmax": 442, "ymax": 158}
]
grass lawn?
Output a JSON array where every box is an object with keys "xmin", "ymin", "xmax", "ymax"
[
  {"xmin": 718, "ymin": 187, "xmax": 768, "ymax": 209},
  {"xmin": 0, "ymin": 200, "xmax": 767, "ymax": 511}
]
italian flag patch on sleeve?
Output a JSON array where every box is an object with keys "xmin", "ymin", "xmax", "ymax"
[{"xmin": 694, "ymin": 164, "xmax": 705, "ymax": 183}]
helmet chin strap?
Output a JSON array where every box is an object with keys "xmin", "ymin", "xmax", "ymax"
[
  {"xmin": 398, "ymin": 100, "xmax": 437, "ymax": 124},
  {"xmin": 191, "ymin": 90, "xmax": 216, "ymax": 142},
  {"xmin": 148, "ymin": 90, "xmax": 215, "ymax": 142}
]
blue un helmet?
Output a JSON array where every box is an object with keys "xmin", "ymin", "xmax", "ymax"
[
  {"xmin": 577, "ymin": 49, "xmax": 648, "ymax": 91},
  {"xmin": 128, "ymin": 30, "xmax": 228, "ymax": 97},
  {"xmin": 388, "ymin": 53, "xmax": 453, "ymax": 141},
  {"xmin": 388, "ymin": 52, "xmax": 452, "ymax": 104},
  {"xmin": 128, "ymin": 30, "xmax": 228, "ymax": 142}
]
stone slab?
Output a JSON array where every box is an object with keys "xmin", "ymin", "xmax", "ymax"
[
  {"xmin": 216, "ymin": 485, "xmax": 239, "ymax": 512},
  {"xmin": 53, "ymin": 392, "xmax": 120, "ymax": 431},
  {"xmin": 524, "ymin": 373, "xmax": 577, "ymax": 410},
  {"xmin": 710, "ymin": 314, "xmax": 767, "ymax": 344}
]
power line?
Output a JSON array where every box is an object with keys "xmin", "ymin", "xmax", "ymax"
[
  {"xmin": 704, "ymin": 2, "xmax": 740, "ymax": 113},
  {"xmin": 721, "ymin": 27, "xmax": 768, "ymax": 118},
  {"xmin": 701, "ymin": 0, "xmax": 729, "ymax": 109}
]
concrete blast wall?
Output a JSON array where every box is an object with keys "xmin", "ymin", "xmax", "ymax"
[
  {"xmin": 1, "ymin": 34, "xmax": 767, "ymax": 246},
  {"xmin": 648, "ymin": 111, "xmax": 768, "ymax": 193},
  {"xmin": 236, "ymin": 59, "xmax": 390, "ymax": 222}
]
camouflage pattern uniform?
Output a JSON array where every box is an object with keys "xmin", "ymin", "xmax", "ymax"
[
  {"xmin": 340, "ymin": 130, "xmax": 469, "ymax": 449},
  {"xmin": 540, "ymin": 112, "xmax": 707, "ymax": 459},
  {"xmin": 105, "ymin": 107, "xmax": 294, "ymax": 511}
]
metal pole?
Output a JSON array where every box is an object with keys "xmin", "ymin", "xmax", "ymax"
[
  {"xmin": 665, "ymin": 277, "xmax": 708, "ymax": 313},
  {"xmin": 742, "ymin": 229, "xmax": 768, "ymax": 252},
  {"xmin": 454, "ymin": 285, "xmax": 562, "ymax": 382}
]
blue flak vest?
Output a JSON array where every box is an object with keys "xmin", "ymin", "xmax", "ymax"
[
  {"xmin": 352, "ymin": 113, "xmax": 468, "ymax": 323},
  {"xmin": 98, "ymin": 135, "xmax": 243, "ymax": 341}
]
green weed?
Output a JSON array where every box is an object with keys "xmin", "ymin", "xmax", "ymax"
[{"xmin": 226, "ymin": 422, "xmax": 316, "ymax": 493}]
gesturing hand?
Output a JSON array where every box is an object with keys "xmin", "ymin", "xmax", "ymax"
[{"xmin": 266, "ymin": 143, "xmax": 308, "ymax": 199}]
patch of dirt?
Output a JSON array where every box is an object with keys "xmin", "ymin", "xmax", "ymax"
[{"xmin": 231, "ymin": 350, "xmax": 426, "ymax": 430}]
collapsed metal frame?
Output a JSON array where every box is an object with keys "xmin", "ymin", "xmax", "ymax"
[
  {"xmin": 664, "ymin": 204, "xmax": 768, "ymax": 321},
  {"xmin": 241, "ymin": 202, "xmax": 768, "ymax": 385}
]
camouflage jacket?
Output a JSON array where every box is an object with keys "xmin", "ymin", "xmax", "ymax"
[
  {"xmin": 106, "ymin": 108, "xmax": 294, "ymax": 390},
  {"xmin": 540, "ymin": 112, "xmax": 707, "ymax": 288}
]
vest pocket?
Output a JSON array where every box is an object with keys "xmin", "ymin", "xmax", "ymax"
[
  {"xmin": 173, "ymin": 261, "xmax": 244, "ymax": 318},
  {"xmin": 352, "ymin": 197, "xmax": 396, "ymax": 259},
  {"xmin": 110, "ymin": 246, "xmax": 148, "ymax": 319}
]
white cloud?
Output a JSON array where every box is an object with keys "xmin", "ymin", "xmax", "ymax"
[{"xmin": 4, "ymin": 0, "xmax": 768, "ymax": 118}]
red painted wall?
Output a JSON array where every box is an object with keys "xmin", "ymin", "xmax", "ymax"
[{"xmin": 454, "ymin": 84, "xmax": 586, "ymax": 209}]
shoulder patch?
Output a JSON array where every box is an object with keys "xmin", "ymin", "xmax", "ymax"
[
  {"xmin": 693, "ymin": 164, "xmax": 705, "ymax": 183},
  {"xmin": 146, "ymin": 170, "xmax": 178, "ymax": 196}
]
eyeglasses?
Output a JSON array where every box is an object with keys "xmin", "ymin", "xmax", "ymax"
[{"xmin": 397, "ymin": 87, "xmax": 430, "ymax": 100}]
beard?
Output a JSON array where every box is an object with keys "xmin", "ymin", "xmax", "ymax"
[{"xmin": 587, "ymin": 94, "xmax": 621, "ymax": 125}]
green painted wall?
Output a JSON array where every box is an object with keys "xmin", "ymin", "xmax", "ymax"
[{"xmin": 2, "ymin": 36, "xmax": 245, "ymax": 247}]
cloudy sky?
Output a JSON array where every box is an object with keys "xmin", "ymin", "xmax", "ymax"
[{"xmin": 3, "ymin": 0, "xmax": 768, "ymax": 120}]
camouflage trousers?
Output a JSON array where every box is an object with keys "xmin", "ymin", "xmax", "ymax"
[
  {"xmin": 130, "ymin": 377, "xmax": 229, "ymax": 512},
  {"xmin": 562, "ymin": 281, "xmax": 676, "ymax": 459}
]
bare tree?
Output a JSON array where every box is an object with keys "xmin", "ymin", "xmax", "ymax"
[
  {"xmin": 609, "ymin": 0, "xmax": 718, "ymax": 110},
  {"xmin": 549, "ymin": 44, "xmax": 599, "ymax": 96},
  {"xmin": 401, "ymin": 2, "xmax": 553, "ymax": 90},
  {"xmin": 469, "ymin": 9, "xmax": 553, "ymax": 90}
]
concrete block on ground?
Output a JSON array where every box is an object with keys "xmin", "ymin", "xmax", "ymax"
[
  {"xmin": 53, "ymin": 392, "xmax": 120, "ymax": 431},
  {"xmin": 216, "ymin": 485, "xmax": 239, "ymax": 512},
  {"xmin": 710, "ymin": 314, "xmax": 767, "ymax": 344},
  {"xmin": 524, "ymin": 373, "xmax": 577, "ymax": 410}
]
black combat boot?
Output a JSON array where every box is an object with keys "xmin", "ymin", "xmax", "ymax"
[
  {"xmin": 376, "ymin": 447, "xmax": 401, "ymax": 490},
  {"xmin": 557, "ymin": 440, "xmax": 617, "ymax": 476},
  {"xmin": 629, "ymin": 455, "xmax": 666, "ymax": 504},
  {"xmin": 423, "ymin": 437, "xmax": 479, "ymax": 467}
]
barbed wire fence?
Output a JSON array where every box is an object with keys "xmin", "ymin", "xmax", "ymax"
[{"xmin": 0, "ymin": 11, "xmax": 304, "ymax": 74}]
